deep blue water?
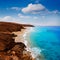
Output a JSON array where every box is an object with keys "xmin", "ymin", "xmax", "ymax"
[{"xmin": 30, "ymin": 26, "xmax": 60, "ymax": 60}]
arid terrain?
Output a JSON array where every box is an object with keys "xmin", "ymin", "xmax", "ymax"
[{"xmin": 0, "ymin": 22, "xmax": 34, "ymax": 60}]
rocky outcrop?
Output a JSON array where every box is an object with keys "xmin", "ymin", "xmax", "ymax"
[
  {"xmin": 0, "ymin": 22, "xmax": 34, "ymax": 60},
  {"xmin": 0, "ymin": 22, "xmax": 34, "ymax": 32}
]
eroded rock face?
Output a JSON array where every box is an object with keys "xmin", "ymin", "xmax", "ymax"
[
  {"xmin": 0, "ymin": 22, "xmax": 34, "ymax": 32},
  {"xmin": 0, "ymin": 33, "xmax": 16, "ymax": 51},
  {"xmin": 0, "ymin": 22, "xmax": 34, "ymax": 60}
]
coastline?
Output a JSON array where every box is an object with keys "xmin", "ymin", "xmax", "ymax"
[{"xmin": 13, "ymin": 27, "xmax": 44, "ymax": 60}]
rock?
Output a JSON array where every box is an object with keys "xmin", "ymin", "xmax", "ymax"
[
  {"xmin": 0, "ymin": 22, "xmax": 34, "ymax": 60},
  {"xmin": 0, "ymin": 22, "xmax": 34, "ymax": 32}
]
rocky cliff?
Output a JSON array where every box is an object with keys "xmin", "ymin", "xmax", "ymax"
[{"xmin": 0, "ymin": 22, "xmax": 34, "ymax": 60}]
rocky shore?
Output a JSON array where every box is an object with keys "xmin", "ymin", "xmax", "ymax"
[{"xmin": 0, "ymin": 22, "xmax": 34, "ymax": 60}]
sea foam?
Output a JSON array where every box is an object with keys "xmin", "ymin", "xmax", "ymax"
[{"xmin": 23, "ymin": 27, "xmax": 43, "ymax": 60}]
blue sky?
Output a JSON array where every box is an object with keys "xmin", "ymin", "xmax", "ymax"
[{"xmin": 0, "ymin": 0, "xmax": 60, "ymax": 26}]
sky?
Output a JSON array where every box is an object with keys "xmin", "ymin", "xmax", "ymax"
[{"xmin": 0, "ymin": 0, "xmax": 60, "ymax": 26}]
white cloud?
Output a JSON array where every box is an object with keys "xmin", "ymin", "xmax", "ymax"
[
  {"xmin": 0, "ymin": 14, "xmax": 60, "ymax": 26},
  {"xmin": 22, "ymin": 3, "xmax": 60, "ymax": 15},
  {"xmin": 18, "ymin": 13, "xmax": 39, "ymax": 21},
  {"xmin": 22, "ymin": 3, "xmax": 45, "ymax": 13},
  {"xmin": 33, "ymin": 17, "xmax": 38, "ymax": 20},
  {"xmin": 52, "ymin": 10, "xmax": 58, "ymax": 14},
  {"xmin": 18, "ymin": 14, "xmax": 31, "ymax": 19},
  {"xmin": 0, "ymin": 16, "xmax": 15, "ymax": 22},
  {"xmin": 10, "ymin": 7, "xmax": 21, "ymax": 11},
  {"xmin": 7, "ymin": 3, "xmax": 60, "ymax": 15},
  {"xmin": 50, "ymin": 10, "xmax": 60, "ymax": 14}
]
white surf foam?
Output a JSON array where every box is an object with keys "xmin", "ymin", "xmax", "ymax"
[
  {"xmin": 23, "ymin": 27, "xmax": 44, "ymax": 60},
  {"xmin": 13, "ymin": 27, "xmax": 43, "ymax": 60}
]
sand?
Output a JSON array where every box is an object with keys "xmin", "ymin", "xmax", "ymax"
[
  {"xmin": 12, "ymin": 27, "xmax": 32, "ymax": 47},
  {"xmin": 12, "ymin": 27, "xmax": 44, "ymax": 60}
]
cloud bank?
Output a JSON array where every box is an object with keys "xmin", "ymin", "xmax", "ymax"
[
  {"xmin": 0, "ymin": 15, "xmax": 60, "ymax": 26},
  {"xmin": 0, "ymin": 3, "xmax": 60, "ymax": 26}
]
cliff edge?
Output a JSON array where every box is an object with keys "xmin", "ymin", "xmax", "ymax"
[{"xmin": 0, "ymin": 22, "xmax": 34, "ymax": 60}]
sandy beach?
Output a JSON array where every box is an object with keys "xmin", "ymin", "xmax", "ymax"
[
  {"xmin": 13, "ymin": 27, "xmax": 44, "ymax": 60},
  {"xmin": 12, "ymin": 27, "xmax": 32, "ymax": 47}
]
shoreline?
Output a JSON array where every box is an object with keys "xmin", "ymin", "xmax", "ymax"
[
  {"xmin": 13, "ymin": 27, "xmax": 44, "ymax": 60},
  {"xmin": 13, "ymin": 27, "xmax": 32, "ymax": 46}
]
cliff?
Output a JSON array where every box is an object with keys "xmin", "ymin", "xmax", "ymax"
[
  {"xmin": 0, "ymin": 22, "xmax": 34, "ymax": 32},
  {"xmin": 0, "ymin": 22, "xmax": 34, "ymax": 60}
]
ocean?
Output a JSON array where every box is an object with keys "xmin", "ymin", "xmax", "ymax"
[{"xmin": 29, "ymin": 26, "xmax": 60, "ymax": 60}]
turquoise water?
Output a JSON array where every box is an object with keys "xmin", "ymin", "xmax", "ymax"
[{"xmin": 30, "ymin": 26, "xmax": 60, "ymax": 60}]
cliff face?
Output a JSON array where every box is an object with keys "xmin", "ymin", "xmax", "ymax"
[
  {"xmin": 0, "ymin": 22, "xmax": 34, "ymax": 32},
  {"xmin": 0, "ymin": 22, "xmax": 34, "ymax": 60}
]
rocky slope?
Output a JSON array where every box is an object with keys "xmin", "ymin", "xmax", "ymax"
[
  {"xmin": 0, "ymin": 22, "xmax": 34, "ymax": 60},
  {"xmin": 0, "ymin": 22, "xmax": 34, "ymax": 32}
]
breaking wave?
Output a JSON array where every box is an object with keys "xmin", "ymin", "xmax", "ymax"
[{"xmin": 23, "ymin": 27, "xmax": 44, "ymax": 60}]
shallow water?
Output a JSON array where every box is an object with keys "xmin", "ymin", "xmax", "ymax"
[{"xmin": 29, "ymin": 26, "xmax": 60, "ymax": 60}]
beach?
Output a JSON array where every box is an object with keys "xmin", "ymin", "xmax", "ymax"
[
  {"xmin": 12, "ymin": 27, "xmax": 32, "ymax": 47},
  {"xmin": 13, "ymin": 27, "xmax": 45, "ymax": 60}
]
